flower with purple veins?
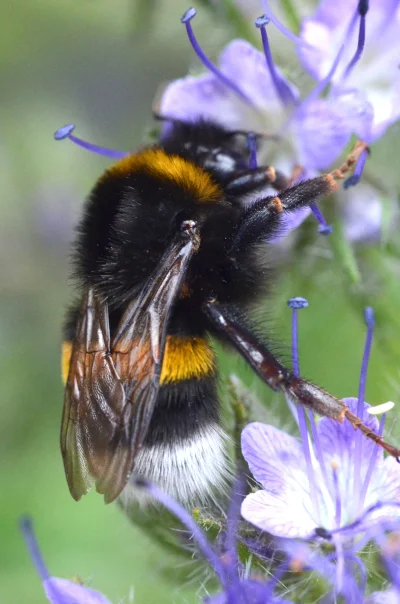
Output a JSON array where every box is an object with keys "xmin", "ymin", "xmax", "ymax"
[
  {"xmin": 241, "ymin": 302, "xmax": 400, "ymax": 546},
  {"xmin": 161, "ymin": 3, "xmax": 398, "ymax": 242},
  {"xmin": 298, "ymin": 0, "xmax": 400, "ymax": 143},
  {"xmin": 20, "ymin": 516, "xmax": 111, "ymax": 604}
]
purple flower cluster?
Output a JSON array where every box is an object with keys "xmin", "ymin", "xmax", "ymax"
[
  {"xmin": 240, "ymin": 298, "xmax": 400, "ymax": 599},
  {"xmin": 160, "ymin": 1, "xmax": 400, "ymax": 242}
]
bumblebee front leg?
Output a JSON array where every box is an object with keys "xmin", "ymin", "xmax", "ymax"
[
  {"xmin": 230, "ymin": 140, "xmax": 369, "ymax": 254},
  {"xmin": 204, "ymin": 299, "xmax": 400, "ymax": 460}
]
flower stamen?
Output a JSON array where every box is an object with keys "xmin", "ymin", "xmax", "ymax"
[
  {"xmin": 354, "ymin": 307, "xmax": 375, "ymax": 502},
  {"xmin": 255, "ymin": 15, "xmax": 297, "ymax": 107},
  {"xmin": 19, "ymin": 517, "xmax": 50, "ymax": 581},
  {"xmin": 359, "ymin": 411, "xmax": 387, "ymax": 507},
  {"xmin": 180, "ymin": 8, "xmax": 252, "ymax": 106},
  {"xmin": 54, "ymin": 124, "xmax": 129, "ymax": 158},
  {"xmin": 246, "ymin": 133, "xmax": 258, "ymax": 169},
  {"xmin": 309, "ymin": 202, "xmax": 333, "ymax": 235},
  {"xmin": 301, "ymin": 7, "xmax": 359, "ymax": 108},
  {"xmin": 343, "ymin": 0, "xmax": 369, "ymax": 81},
  {"xmin": 288, "ymin": 297, "xmax": 321, "ymax": 522}
]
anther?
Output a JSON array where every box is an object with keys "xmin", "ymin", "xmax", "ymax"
[
  {"xmin": 287, "ymin": 297, "xmax": 308, "ymax": 310},
  {"xmin": 309, "ymin": 202, "xmax": 333, "ymax": 236},
  {"xmin": 180, "ymin": 8, "xmax": 252, "ymax": 105},
  {"xmin": 367, "ymin": 401, "xmax": 395, "ymax": 415},
  {"xmin": 364, "ymin": 306, "xmax": 375, "ymax": 329},
  {"xmin": 54, "ymin": 124, "xmax": 129, "ymax": 159},
  {"xmin": 358, "ymin": 0, "xmax": 369, "ymax": 16},
  {"xmin": 181, "ymin": 7, "xmax": 196, "ymax": 22},
  {"xmin": 342, "ymin": 0, "xmax": 368, "ymax": 80},
  {"xmin": 255, "ymin": 15, "xmax": 297, "ymax": 107},
  {"xmin": 255, "ymin": 15, "xmax": 270, "ymax": 28}
]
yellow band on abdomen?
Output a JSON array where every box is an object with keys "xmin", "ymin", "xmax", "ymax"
[
  {"xmin": 160, "ymin": 336, "xmax": 215, "ymax": 385},
  {"xmin": 61, "ymin": 336, "xmax": 215, "ymax": 387}
]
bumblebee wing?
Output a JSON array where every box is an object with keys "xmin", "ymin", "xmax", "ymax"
[
  {"xmin": 61, "ymin": 289, "xmax": 128, "ymax": 501},
  {"xmin": 61, "ymin": 230, "xmax": 198, "ymax": 503}
]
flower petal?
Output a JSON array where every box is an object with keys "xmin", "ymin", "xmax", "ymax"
[
  {"xmin": 365, "ymin": 588, "xmax": 400, "ymax": 604},
  {"xmin": 339, "ymin": 184, "xmax": 382, "ymax": 243},
  {"xmin": 241, "ymin": 423, "xmax": 322, "ymax": 538},
  {"xmin": 333, "ymin": 87, "xmax": 374, "ymax": 140},
  {"xmin": 44, "ymin": 578, "xmax": 112, "ymax": 604},
  {"xmin": 160, "ymin": 74, "xmax": 246, "ymax": 129},
  {"xmin": 298, "ymin": 3, "xmax": 354, "ymax": 82},
  {"xmin": 267, "ymin": 207, "xmax": 311, "ymax": 245},
  {"xmin": 294, "ymin": 100, "xmax": 352, "ymax": 170},
  {"xmin": 219, "ymin": 39, "xmax": 299, "ymax": 111},
  {"xmin": 318, "ymin": 398, "xmax": 381, "ymax": 466},
  {"xmin": 241, "ymin": 422, "xmax": 304, "ymax": 489},
  {"xmin": 241, "ymin": 489, "xmax": 317, "ymax": 538}
]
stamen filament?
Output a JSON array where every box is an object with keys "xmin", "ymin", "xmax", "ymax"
[
  {"xmin": 357, "ymin": 307, "xmax": 375, "ymax": 417},
  {"xmin": 354, "ymin": 307, "xmax": 375, "ymax": 507},
  {"xmin": 261, "ymin": 0, "xmax": 312, "ymax": 47},
  {"xmin": 343, "ymin": 1, "xmax": 369, "ymax": 81},
  {"xmin": 54, "ymin": 124, "xmax": 129, "ymax": 159},
  {"xmin": 359, "ymin": 413, "xmax": 386, "ymax": 508},
  {"xmin": 255, "ymin": 15, "xmax": 297, "ymax": 107},
  {"xmin": 344, "ymin": 148, "xmax": 368, "ymax": 189},
  {"xmin": 19, "ymin": 517, "xmax": 50, "ymax": 581},
  {"xmin": 181, "ymin": 9, "xmax": 252, "ymax": 106},
  {"xmin": 247, "ymin": 133, "xmax": 258, "ymax": 169},
  {"xmin": 288, "ymin": 298, "xmax": 321, "ymax": 522},
  {"xmin": 310, "ymin": 202, "xmax": 333, "ymax": 235},
  {"xmin": 301, "ymin": 8, "xmax": 359, "ymax": 107}
]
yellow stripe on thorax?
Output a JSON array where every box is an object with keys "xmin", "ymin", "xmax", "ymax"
[
  {"xmin": 61, "ymin": 336, "xmax": 215, "ymax": 387},
  {"xmin": 103, "ymin": 148, "xmax": 222, "ymax": 204}
]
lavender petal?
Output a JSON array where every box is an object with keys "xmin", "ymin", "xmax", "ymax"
[
  {"xmin": 44, "ymin": 578, "xmax": 112, "ymax": 604},
  {"xmin": 241, "ymin": 489, "xmax": 318, "ymax": 538}
]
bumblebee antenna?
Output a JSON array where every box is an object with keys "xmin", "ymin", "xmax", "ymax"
[{"xmin": 54, "ymin": 124, "xmax": 129, "ymax": 159}]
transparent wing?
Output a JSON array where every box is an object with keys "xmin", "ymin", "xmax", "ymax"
[{"xmin": 61, "ymin": 229, "xmax": 199, "ymax": 503}]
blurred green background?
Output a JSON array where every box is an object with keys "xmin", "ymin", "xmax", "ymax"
[{"xmin": 1, "ymin": 1, "xmax": 399, "ymax": 603}]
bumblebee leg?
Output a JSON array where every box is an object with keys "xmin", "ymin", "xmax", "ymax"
[
  {"xmin": 230, "ymin": 140, "xmax": 369, "ymax": 254},
  {"xmin": 225, "ymin": 167, "xmax": 288, "ymax": 195},
  {"xmin": 204, "ymin": 299, "xmax": 400, "ymax": 460}
]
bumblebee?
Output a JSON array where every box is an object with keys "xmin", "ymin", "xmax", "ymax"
[{"xmin": 59, "ymin": 118, "xmax": 399, "ymax": 506}]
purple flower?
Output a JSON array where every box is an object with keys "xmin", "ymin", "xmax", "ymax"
[
  {"xmin": 130, "ymin": 478, "xmax": 360, "ymax": 603},
  {"xmin": 241, "ymin": 303, "xmax": 400, "ymax": 542},
  {"xmin": 160, "ymin": 5, "xmax": 399, "ymax": 242},
  {"xmin": 20, "ymin": 517, "xmax": 111, "ymax": 604},
  {"xmin": 298, "ymin": 0, "xmax": 400, "ymax": 142}
]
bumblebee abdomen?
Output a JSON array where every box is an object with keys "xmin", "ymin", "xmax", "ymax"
[{"xmin": 120, "ymin": 337, "xmax": 231, "ymax": 506}]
